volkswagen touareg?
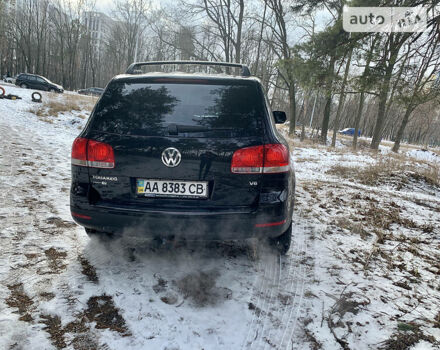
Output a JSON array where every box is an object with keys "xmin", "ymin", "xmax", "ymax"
[{"xmin": 70, "ymin": 61, "xmax": 295, "ymax": 254}]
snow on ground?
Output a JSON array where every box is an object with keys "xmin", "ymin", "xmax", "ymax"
[
  {"xmin": 407, "ymin": 149, "xmax": 440, "ymax": 164},
  {"xmin": 1, "ymin": 84, "xmax": 439, "ymax": 349}
]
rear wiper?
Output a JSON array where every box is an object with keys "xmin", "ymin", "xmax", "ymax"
[{"xmin": 167, "ymin": 123, "xmax": 235, "ymax": 135}]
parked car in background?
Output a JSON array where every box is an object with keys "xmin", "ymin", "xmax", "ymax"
[
  {"xmin": 339, "ymin": 128, "xmax": 361, "ymax": 136},
  {"xmin": 2, "ymin": 75, "xmax": 16, "ymax": 84},
  {"xmin": 78, "ymin": 87, "xmax": 104, "ymax": 96},
  {"xmin": 15, "ymin": 73, "xmax": 64, "ymax": 93}
]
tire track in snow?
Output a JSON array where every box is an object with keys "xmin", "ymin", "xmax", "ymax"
[
  {"xmin": 262, "ymin": 228, "xmax": 302, "ymax": 350},
  {"xmin": 253, "ymin": 251, "xmax": 280, "ymax": 349},
  {"xmin": 277, "ymin": 214, "xmax": 307, "ymax": 350},
  {"xmin": 252, "ymin": 211, "xmax": 307, "ymax": 350},
  {"xmin": 242, "ymin": 248, "xmax": 278, "ymax": 349},
  {"xmin": 258, "ymin": 253, "xmax": 282, "ymax": 349},
  {"xmin": 244, "ymin": 225, "xmax": 308, "ymax": 350}
]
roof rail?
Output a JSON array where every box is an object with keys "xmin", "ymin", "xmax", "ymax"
[{"xmin": 125, "ymin": 60, "xmax": 251, "ymax": 77}]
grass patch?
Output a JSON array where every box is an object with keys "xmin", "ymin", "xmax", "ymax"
[
  {"xmin": 434, "ymin": 312, "xmax": 440, "ymax": 328},
  {"xmin": 327, "ymin": 157, "xmax": 405, "ymax": 186},
  {"xmin": 6, "ymin": 283, "xmax": 34, "ymax": 321},
  {"xmin": 44, "ymin": 247, "xmax": 67, "ymax": 273},
  {"xmin": 327, "ymin": 156, "xmax": 439, "ymax": 188},
  {"xmin": 360, "ymin": 203, "xmax": 417, "ymax": 232},
  {"xmin": 380, "ymin": 323, "xmax": 437, "ymax": 349},
  {"xmin": 333, "ymin": 216, "xmax": 372, "ymax": 240},
  {"xmin": 40, "ymin": 294, "xmax": 127, "ymax": 349},
  {"xmin": 85, "ymin": 295, "xmax": 130, "ymax": 335},
  {"xmin": 78, "ymin": 255, "xmax": 98, "ymax": 282},
  {"xmin": 28, "ymin": 94, "xmax": 96, "ymax": 120},
  {"xmin": 414, "ymin": 165, "xmax": 440, "ymax": 188}
]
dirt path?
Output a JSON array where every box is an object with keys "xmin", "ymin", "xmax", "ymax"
[{"xmin": 0, "ymin": 108, "xmax": 310, "ymax": 349}]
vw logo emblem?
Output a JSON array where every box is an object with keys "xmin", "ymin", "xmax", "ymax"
[{"xmin": 161, "ymin": 147, "xmax": 182, "ymax": 167}]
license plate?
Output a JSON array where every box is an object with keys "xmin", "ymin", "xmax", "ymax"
[{"xmin": 136, "ymin": 179, "xmax": 208, "ymax": 198}]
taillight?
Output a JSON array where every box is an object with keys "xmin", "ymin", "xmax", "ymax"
[
  {"xmin": 231, "ymin": 144, "xmax": 289, "ymax": 174},
  {"xmin": 231, "ymin": 145, "xmax": 264, "ymax": 174},
  {"xmin": 263, "ymin": 144, "xmax": 289, "ymax": 173},
  {"xmin": 71, "ymin": 137, "xmax": 88, "ymax": 166},
  {"xmin": 71, "ymin": 137, "xmax": 115, "ymax": 169},
  {"xmin": 87, "ymin": 140, "xmax": 115, "ymax": 168}
]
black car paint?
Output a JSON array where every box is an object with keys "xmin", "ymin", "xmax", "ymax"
[
  {"xmin": 70, "ymin": 74, "xmax": 295, "ymax": 240},
  {"xmin": 15, "ymin": 73, "xmax": 63, "ymax": 93}
]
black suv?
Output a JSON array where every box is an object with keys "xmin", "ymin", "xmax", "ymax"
[
  {"xmin": 70, "ymin": 61, "xmax": 295, "ymax": 253},
  {"xmin": 15, "ymin": 73, "xmax": 64, "ymax": 93}
]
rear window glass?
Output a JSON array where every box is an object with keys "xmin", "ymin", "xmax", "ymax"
[{"xmin": 89, "ymin": 81, "xmax": 264, "ymax": 137}]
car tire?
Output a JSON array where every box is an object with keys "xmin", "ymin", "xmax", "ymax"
[
  {"xmin": 20, "ymin": 83, "xmax": 27, "ymax": 89},
  {"xmin": 31, "ymin": 92, "xmax": 42, "ymax": 103},
  {"xmin": 269, "ymin": 223, "xmax": 292, "ymax": 255}
]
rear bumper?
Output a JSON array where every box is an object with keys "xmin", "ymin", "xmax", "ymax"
[{"xmin": 70, "ymin": 201, "xmax": 291, "ymax": 240}]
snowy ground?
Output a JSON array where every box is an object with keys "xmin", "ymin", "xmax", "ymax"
[{"xmin": 0, "ymin": 84, "xmax": 439, "ymax": 349}]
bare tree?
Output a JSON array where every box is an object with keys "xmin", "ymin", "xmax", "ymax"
[
  {"xmin": 114, "ymin": 0, "xmax": 150, "ymax": 66},
  {"xmin": 391, "ymin": 35, "xmax": 440, "ymax": 152},
  {"xmin": 263, "ymin": 0, "xmax": 297, "ymax": 136}
]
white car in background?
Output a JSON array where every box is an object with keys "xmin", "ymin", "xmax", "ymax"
[{"xmin": 3, "ymin": 75, "xmax": 16, "ymax": 84}]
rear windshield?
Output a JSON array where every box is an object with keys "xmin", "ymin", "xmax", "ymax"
[{"xmin": 89, "ymin": 81, "xmax": 265, "ymax": 137}]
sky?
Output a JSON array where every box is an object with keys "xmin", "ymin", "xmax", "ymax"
[
  {"xmin": 95, "ymin": 0, "xmax": 116, "ymax": 13},
  {"xmin": 94, "ymin": 0, "xmax": 163, "ymax": 14}
]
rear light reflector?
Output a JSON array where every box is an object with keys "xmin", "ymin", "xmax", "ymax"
[
  {"xmin": 255, "ymin": 219, "xmax": 286, "ymax": 228},
  {"xmin": 231, "ymin": 144, "xmax": 289, "ymax": 174},
  {"xmin": 71, "ymin": 137, "xmax": 115, "ymax": 168},
  {"xmin": 71, "ymin": 212, "xmax": 92, "ymax": 220}
]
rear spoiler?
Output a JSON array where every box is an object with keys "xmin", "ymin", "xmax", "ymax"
[{"xmin": 125, "ymin": 61, "xmax": 251, "ymax": 77}]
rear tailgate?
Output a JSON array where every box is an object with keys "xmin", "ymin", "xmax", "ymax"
[{"xmin": 83, "ymin": 77, "xmax": 267, "ymax": 210}]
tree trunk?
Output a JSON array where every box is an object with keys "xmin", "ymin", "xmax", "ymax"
[
  {"xmin": 288, "ymin": 82, "xmax": 297, "ymax": 136},
  {"xmin": 392, "ymin": 107, "xmax": 413, "ymax": 153},
  {"xmin": 254, "ymin": 0, "xmax": 267, "ymax": 74},
  {"xmin": 331, "ymin": 46, "xmax": 353, "ymax": 147},
  {"xmin": 321, "ymin": 54, "xmax": 336, "ymax": 144},
  {"xmin": 371, "ymin": 59, "xmax": 395, "ymax": 150},
  {"xmin": 370, "ymin": 33, "xmax": 406, "ymax": 150},
  {"xmin": 235, "ymin": 0, "xmax": 244, "ymax": 63},
  {"xmin": 353, "ymin": 91, "xmax": 365, "ymax": 150},
  {"xmin": 300, "ymin": 93, "xmax": 309, "ymax": 142},
  {"xmin": 371, "ymin": 91, "xmax": 388, "ymax": 149}
]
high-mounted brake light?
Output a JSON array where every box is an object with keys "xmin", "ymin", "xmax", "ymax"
[
  {"xmin": 231, "ymin": 144, "xmax": 289, "ymax": 174},
  {"xmin": 71, "ymin": 137, "xmax": 115, "ymax": 168}
]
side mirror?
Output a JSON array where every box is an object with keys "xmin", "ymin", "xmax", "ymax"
[{"xmin": 273, "ymin": 111, "xmax": 287, "ymax": 124}]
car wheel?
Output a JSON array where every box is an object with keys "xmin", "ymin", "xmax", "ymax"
[
  {"xmin": 49, "ymin": 88, "xmax": 56, "ymax": 93},
  {"xmin": 20, "ymin": 83, "xmax": 27, "ymax": 89},
  {"xmin": 269, "ymin": 223, "xmax": 292, "ymax": 255}
]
